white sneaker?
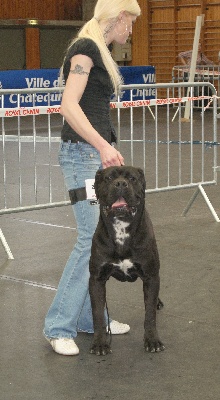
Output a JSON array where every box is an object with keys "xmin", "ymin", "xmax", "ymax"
[
  {"xmin": 108, "ymin": 320, "xmax": 130, "ymax": 335},
  {"xmin": 47, "ymin": 338, "xmax": 79, "ymax": 356}
]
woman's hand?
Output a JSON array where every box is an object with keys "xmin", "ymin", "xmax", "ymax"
[{"xmin": 99, "ymin": 143, "xmax": 124, "ymax": 168}]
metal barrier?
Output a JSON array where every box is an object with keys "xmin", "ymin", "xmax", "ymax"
[
  {"xmin": 172, "ymin": 65, "xmax": 220, "ymax": 109},
  {"xmin": 0, "ymin": 82, "xmax": 219, "ymax": 259}
]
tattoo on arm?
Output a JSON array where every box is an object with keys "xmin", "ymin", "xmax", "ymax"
[{"xmin": 70, "ymin": 64, "xmax": 89, "ymax": 76}]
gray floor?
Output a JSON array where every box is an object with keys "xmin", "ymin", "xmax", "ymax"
[{"xmin": 1, "ymin": 108, "xmax": 220, "ymax": 399}]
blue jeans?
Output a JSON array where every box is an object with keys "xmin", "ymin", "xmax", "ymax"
[{"xmin": 44, "ymin": 141, "xmax": 109, "ymax": 339}]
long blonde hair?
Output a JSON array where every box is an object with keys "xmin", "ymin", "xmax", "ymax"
[{"xmin": 60, "ymin": 0, "xmax": 141, "ymax": 95}]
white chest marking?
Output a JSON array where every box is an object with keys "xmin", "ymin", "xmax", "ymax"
[
  {"xmin": 113, "ymin": 259, "xmax": 134, "ymax": 275},
  {"xmin": 113, "ymin": 218, "xmax": 130, "ymax": 246}
]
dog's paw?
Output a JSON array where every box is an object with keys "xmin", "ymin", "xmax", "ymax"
[
  {"xmin": 144, "ymin": 338, "xmax": 165, "ymax": 353},
  {"xmin": 90, "ymin": 341, "xmax": 112, "ymax": 356}
]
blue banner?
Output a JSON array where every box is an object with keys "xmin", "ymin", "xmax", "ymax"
[
  {"xmin": 119, "ymin": 66, "xmax": 156, "ymax": 101},
  {"xmin": 0, "ymin": 66, "xmax": 155, "ymax": 108}
]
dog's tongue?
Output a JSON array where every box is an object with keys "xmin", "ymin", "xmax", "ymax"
[{"xmin": 111, "ymin": 197, "xmax": 127, "ymax": 208}]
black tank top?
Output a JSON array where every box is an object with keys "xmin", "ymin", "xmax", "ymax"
[{"xmin": 61, "ymin": 38, "xmax": 116, "ymax": 144}]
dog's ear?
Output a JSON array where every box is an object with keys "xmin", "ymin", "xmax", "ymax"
[
  {"xmin": 137, "ymin": 168, "xmax": 146, "ymax": 191},
  {"xmin": 94, "ymin": 169, "xmax": 104, "ymax": 199}
]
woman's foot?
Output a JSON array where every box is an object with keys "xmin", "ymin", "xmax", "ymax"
[
  {"xmin": 47, "ymin": 337, "xmax": 79, "ymax": 355},
  {"xmin": 108, "ymin": 320, "xmax": 130, "ymax": 334}
]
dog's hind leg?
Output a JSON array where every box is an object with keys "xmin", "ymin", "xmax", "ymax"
[{"xmin": 89, "ymin": 276, "xmax": 112, "ymax": 355}]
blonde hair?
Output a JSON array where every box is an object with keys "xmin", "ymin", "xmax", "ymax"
[{"xmin": 60, "ymin": 0, "xmax": 141, "ymax": 95}]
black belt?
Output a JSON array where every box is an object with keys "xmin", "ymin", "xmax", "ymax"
[
  {"xmin": 69, "ymin": 187, "xmax": 98, "ymax": 206},
  {"xmin": 69, "ymin": 187, "xmax": 86, "ymax": 204},
  {"xmin": 62, "ymin": 139, "xmax": 77, "ymax": 143}
]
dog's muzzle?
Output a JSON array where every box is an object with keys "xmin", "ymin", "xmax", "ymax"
[
  {"xmin": 102, "ymin": 203, "xmax": 137, "ymax": 217},
  {"xmin": 101, "ymin": 177, "xmax": 142, "ymax": 217}
]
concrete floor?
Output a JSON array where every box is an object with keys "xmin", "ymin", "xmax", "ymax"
[{"xmin": 1, "ymin": 107, "xmax": 220, "ymax": 399}]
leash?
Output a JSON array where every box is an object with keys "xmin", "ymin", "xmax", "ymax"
[{"xmin": 105, "ymin": 300, "xmax": 112, "ymax": 346}]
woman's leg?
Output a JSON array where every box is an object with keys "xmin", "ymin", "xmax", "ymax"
[{"xmin": 44, "ymin": 142, "xmax": 101, "ymax": 339}]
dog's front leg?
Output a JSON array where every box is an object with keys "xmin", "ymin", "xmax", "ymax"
[
  {"xmin": 89, "ymin": 275, "xmax": 112, "ymax": 355},
  {"xmin": 143, "ymin": 275, "xmax": 165, "ymax": 353}
]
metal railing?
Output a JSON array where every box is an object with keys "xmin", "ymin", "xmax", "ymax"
[
  {"xmin": 172, "ymin": 65, "xmax": 220, "ymax": 109},
  {"xmin": 0, "ymin": 82, "xmax": 219, "ymax": 259}
]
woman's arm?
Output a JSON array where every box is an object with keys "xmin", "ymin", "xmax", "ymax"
[
  {"xmin": 178, "ymin": 53, "xmax": 187, "ymax": 65},
  {"xmin": 60, "ymin": 54, "xmax": 124, "ymax": 168},
  {"xmin": 201, "ymin": 53, "xmax": 214, "ymax": 65}
]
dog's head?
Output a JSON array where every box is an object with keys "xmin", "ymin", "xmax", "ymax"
[{"xmin": 94, "ymin": 166, "xmax": 146, "ymax": 218}]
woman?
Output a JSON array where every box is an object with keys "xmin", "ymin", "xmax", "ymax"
[
  {"xmin": 44, "ymin": 0, "xmax": 141, "ymax": 355},
  {"xmin": 178, "ymin": 42, "xmax": 214, "ymax": 66}
]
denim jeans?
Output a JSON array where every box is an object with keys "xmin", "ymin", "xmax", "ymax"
[{"xmin": 44, "ymin": 141, "xmax": 109, "ymax": 339}]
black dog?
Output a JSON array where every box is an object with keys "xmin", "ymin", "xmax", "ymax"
[{"xmin": 89, "ymin": 166, "xmax": 165, "ymax": 355}]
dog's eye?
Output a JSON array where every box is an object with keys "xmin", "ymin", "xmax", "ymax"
[
  {"xmin": 129, "ymin": 176, "xmax": 136, "ymax": 182},
  {"xmin": 105, "ymin": 175, "xmax": 113, "ymax": 181}
]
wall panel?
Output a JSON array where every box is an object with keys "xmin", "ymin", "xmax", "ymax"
[
  {"xmin": 0, "ymin": 28, "xmax": 25, "ymax": 69},
  {"xmin": 0, "ymin": 0, "xmax": 81, "ymax": 20},
  {"xmin": 25, "ymin": 28, "xmax": 40, "ymax": 69},
  {"xmin": 0, "ymin": 0, "xmax": 82, "ymax": 70},
  {"xmin": 204, "ymin": 3, "xmax": 220, "ymax": 61},
  {"xmin": 148, "ymin": 1, "xmax": 175, "ymax": 82},
  {"xmin": 0, "ymin": 0, "xmax": 219, "ymax": 81},
  {"xmin": 176, "ymin": 4, "xmax": 202, "ymax": 57},
  {"xmin": 40, "ymin": 28, "xmax": 78, "ymax": 68},
  {"xmin": 131, "ymin": 0, "xmax": 149, "ymax": 65},
  {"xmin": 148, "ymin": 0, "xmax": 220, "ymax": 84}
]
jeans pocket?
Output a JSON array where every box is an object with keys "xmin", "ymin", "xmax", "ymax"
[
  {"xmin": 58, "ymin": 142, "xmax": 71, "ymax": 167},
  {"xmin": 79, "ymin": 145, "xmax": 100, "ymax": 163}
]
